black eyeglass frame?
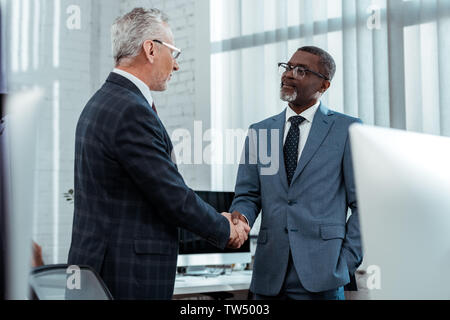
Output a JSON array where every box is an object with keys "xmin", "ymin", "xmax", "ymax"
[{"xmin": 278, "ymin": 62, "xmax": 330, "ymax": 81}]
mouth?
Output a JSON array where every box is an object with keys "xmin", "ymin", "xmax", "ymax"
[
  {"xmin": 281, "ymin": 82, "xmax": 296, "ymax": 90},
  {"xmin": 281, "ymin": 79, "xmax": 295, "ymax": 88}
]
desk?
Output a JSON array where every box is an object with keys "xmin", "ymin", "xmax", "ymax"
[{"xmin": 173, "ymin": 270, "xmax": 252, "ymax": 297}]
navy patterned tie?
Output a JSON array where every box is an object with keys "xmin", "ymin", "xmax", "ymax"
[{"xmin": 284, "ymin": 115, "xmax": 306, "ymax": 186}]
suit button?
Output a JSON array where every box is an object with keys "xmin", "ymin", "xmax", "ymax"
[
  {"xmin": 284, "ymin": 228, "xmax": 288, "ymax": 234},
  {"xmin": 288, "ymin": 201, "xmax": 292, "ymax": 206}
]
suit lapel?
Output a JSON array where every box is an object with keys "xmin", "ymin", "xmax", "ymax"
[
  {"xmin": 290, "ymin": 103, "xmax": 335, "ymax": 186},
  {"xmin": 270, "ymin": 109, "xmax": 289, "ymax": 192},
  {"xmin": 106, "ymin": 72, "xmax": 177, "ymax": 166}
]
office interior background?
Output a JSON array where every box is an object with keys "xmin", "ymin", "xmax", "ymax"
[{"xmin": 1, "ymin": 0, "xmax": 449, "ymax": 289}]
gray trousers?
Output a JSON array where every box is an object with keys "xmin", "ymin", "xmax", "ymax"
[{"xmin": 253, "ymin": 251, "xmax": 345, "ymax": 301}]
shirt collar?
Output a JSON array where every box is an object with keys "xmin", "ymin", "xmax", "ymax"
[
  {"xmin": 112, "ymin": 68, "xmax": 154, "ymax": 107},
  {"xmin": 285, "ymin": 100, "xmax": 321, "ymax": 124}
]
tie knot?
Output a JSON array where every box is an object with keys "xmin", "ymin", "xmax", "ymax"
[{"xmin": 289, "ymin": 116, "xmax": 306, "ymax": 127}]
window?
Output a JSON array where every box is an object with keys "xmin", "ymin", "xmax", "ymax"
[{"xmin": 210, "ymin": 0, "xmax": 450, "ymax": 190}]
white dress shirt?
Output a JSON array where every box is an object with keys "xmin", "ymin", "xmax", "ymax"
[
  {"xmin": 239, "ymin": 101, "xmax": 321, "ymax": 225},
  {"xmin": 112, "ymin": 68, "xmax": 154, "ymax": 108},
  {"xmin": 283, "ymin": 101, "xmax": 321, "ymax": 161}
]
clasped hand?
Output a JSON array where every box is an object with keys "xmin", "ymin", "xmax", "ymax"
[{"xmin": 221, "ymin": 211, "xmax": 250, "ymax": 249}]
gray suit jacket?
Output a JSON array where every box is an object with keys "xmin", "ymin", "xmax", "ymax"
[{"xmin": 230, "ymin": 103, "xmax": 363, "ymax": 295}]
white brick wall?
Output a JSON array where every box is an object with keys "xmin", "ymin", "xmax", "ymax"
[
  {"xmin": 3, "ymin": 0, "xmax": 208, "ymax": 263},
  {"xmin": 120, "ymin": 0, "xmax": 210, "ymax": 189}
]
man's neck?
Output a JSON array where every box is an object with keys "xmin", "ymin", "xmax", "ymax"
[
  {"xmin": 288, "ymin": 99, "xmax": 319, "ymax": 115},
  {"xmin": 115, "ymin": 65, "xmax": 150, "ymax": 88}
]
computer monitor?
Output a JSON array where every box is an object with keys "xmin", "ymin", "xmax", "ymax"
[
  {"xmin": 0, "ymin": 5, "xmax": 6, "ymax": 295},
  {"xmin": 2, "ymin": 89, "xmax": 42, "ymax": 299},
  {"xmin": 177, "ymin": 191, "xmax": 252, "ymax": 267},
  {"xmin": 0, "ymin": 94, "xmax": 6, "ymax": 299},
  {"xmin": 350, "ymin": 124, "xmax": 450, "ymax": 300}
]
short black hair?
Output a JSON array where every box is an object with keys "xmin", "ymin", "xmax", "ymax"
[{"xmin": 298, "ymin": 46, "xmax": 336, "ymax": 81}]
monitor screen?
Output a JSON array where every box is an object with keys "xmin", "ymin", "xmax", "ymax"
[
  {"xmin": 350, "ymin": 124, "xmax": 450, "ymax": 299},
  {"xmin": 0, "ymin": 4, "xmax": 6, "ymax": 297},
  {"xmin": 0, "ymin": 5, "xmax": 5, "ymax": 95},
  {"xmin": 0, "ymin": 94, "xmax": 6, "ymax": 299},
  {"xmin": 177, "ymin": 191, "xmax": 251, "ymax": 267},
  {"xmin": 2, "ymin": 89, "xmax": 41, "ymax": 299}
]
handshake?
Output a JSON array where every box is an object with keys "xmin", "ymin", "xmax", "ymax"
[{"xmin": 221, "ymin": 211, "xmax": 250, "ymax": 249}]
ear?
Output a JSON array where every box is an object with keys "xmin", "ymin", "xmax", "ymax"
[
  {"xmin": 320, "ymin": 80, "xmax": 331, "ymax": 94},
  {"xmin": 143, "ymin": 40, "xmax": 156, "ymax": 64}
]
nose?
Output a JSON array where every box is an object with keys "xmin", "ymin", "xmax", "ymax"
[
  {"xmin": 282, "ymin": 72, "xmax": 294, "ymax": 83},
  {"xmin": 173, "ymin": 59, "xmax": 180, "ymax": 72},
  {"xmin": 285, "ymin": 68, "xmax": 296, "ymax": 78}
]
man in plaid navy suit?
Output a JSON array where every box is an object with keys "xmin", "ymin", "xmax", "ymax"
[{"xmin": 67, "ymin": 8, "xmax": 250, "ymax": 300}]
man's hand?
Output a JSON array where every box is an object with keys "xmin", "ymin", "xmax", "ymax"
[
  {"xmin": 231, "ymin": 211, "xmax": 248, "ymax": 226},
  {"xmin": 222, "ymin": 212, "xmax": 250, "ymax": 249},
  {"xmin": 31, "ymin": 241, "xmax": 44, "ymax": 268}
]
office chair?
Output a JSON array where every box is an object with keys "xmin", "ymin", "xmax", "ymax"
[{"xmin": 29, "ymin": 264, "xmax": 113, "ymax": 300}]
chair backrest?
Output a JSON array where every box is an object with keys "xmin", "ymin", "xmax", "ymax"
[{"xmin": 29, "ymin": 264, "xmax": 113, "ymax": 300}]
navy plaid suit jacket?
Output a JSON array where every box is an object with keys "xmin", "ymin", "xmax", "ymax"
[{"xmin": 68, "ymin": 73, "xmax": 230, "ymax": 300}]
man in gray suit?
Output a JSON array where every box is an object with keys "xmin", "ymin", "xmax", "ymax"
[{"xmin": 230, "ymin": 46, "xmax": 363, "ymax": 300}]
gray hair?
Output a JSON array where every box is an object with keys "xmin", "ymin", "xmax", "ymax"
[
  {"xmin": 298, "ymin": 46, "xmax": 336, "ymax": 81},
  {"xmin": 111, "ymin": 8, "xmax": 170, "ymax": 65}
]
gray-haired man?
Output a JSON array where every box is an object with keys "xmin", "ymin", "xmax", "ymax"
[{"xmin": 68, "ymin": 8, "xmax": 249, "ymax": 300}]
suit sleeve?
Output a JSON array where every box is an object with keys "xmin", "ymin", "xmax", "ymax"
[
  {"xmin": 114, "ymin": 104, "xmax": 230, "ymax": 249},
  {"xmin": 341, "ymin": 119, "xmax": 364, "ymax": 276},
  {"xmin": 229, "ymin": 125, "xmax": 262, "ymax": 227}
]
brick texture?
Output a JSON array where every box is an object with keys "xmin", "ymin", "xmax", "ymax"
[{"xmin": 3, "ymin": 0, "xmax": 200, "ymax": 263}]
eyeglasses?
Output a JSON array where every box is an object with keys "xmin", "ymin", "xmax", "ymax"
[
  {"xmin": 278, "ymin": 62, "xmax": 329, "ymax": 81},
  {"xmin": 153, "ymin": 39, "xmax": 181, "ymax": 59}
]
